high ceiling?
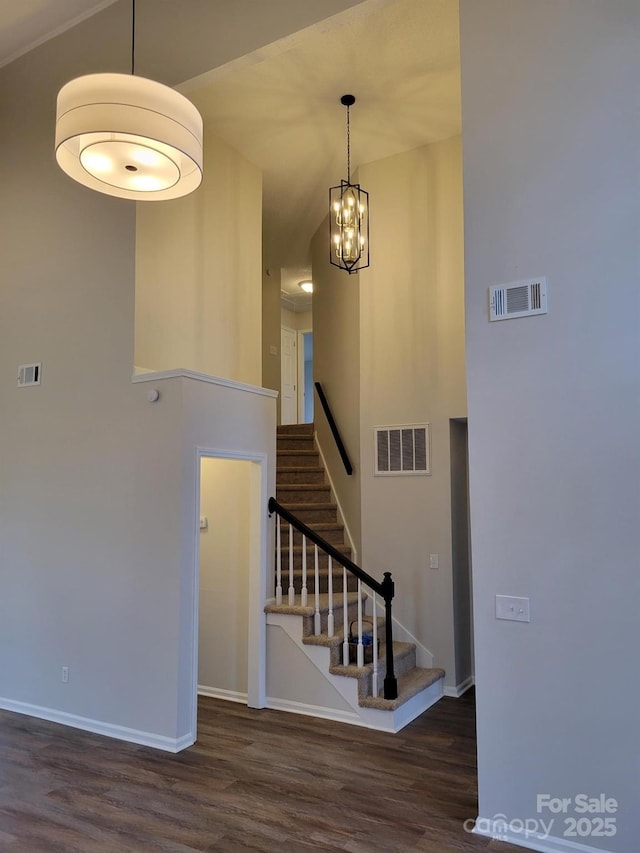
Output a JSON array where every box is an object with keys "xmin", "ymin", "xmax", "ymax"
[
  {"xmin": 0, "ymin": 0, "xmax": 117, "ymax": 68},
  {"xmin": 0, "ymin": 0, "xmax": 461, "ymax": 307},
  {"xmin": 184, "ymin": 0, "xmax": 461, "ymax": 303}
]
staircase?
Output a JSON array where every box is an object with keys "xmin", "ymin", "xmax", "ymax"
[
  {"xmin": 274, "ymin": 422, "xmax": 353, "ymax": 590},
  {"xmin": 265, "ymin": 422, "xmax": 445, "ymax": 733}
]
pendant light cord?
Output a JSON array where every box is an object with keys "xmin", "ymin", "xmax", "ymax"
[
  {"xmin": 346, "ymin": 104, "xmax": 351, "ymax": 184},
  {"xmin": 131, "ymin": 0, "xmax": 136, "ymax": 75}
]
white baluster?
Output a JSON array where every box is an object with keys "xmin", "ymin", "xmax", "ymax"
[
  {"xmin": 372, "ymin": 591, "xmax": 379, "ymax": 697},
  {"xmin": 327, "ymin": 556, "xmax": 334, "ymax": 637},
  {"xmin": 342, "ymin": 566, "xmax": 349, "ymax": 666},
  {"xmin": 288, "ymin": 523, "xmax": 295, "ymax": 605},
  {"xmin": 356, "ymin": 579, "xmax": 364, "ymax": 667},
  {"xmin": 301, "ymin": 535, "xmax": 308, "ymax": 607},
  {"xmin": 314, "ymin": 545, "xmax": 321, "ymax": 635},
  {"xmin": 275, "ymin": 513, "xmax": 282, "ymax": 605}
]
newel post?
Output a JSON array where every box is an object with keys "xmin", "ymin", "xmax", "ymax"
[{"xmin": 381, "ymin": 571, "xmax": 398, "ymax": 700}]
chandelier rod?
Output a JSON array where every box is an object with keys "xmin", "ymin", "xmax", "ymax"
[
  {"xmin": 346, "ymin": 102, "xmax": 351, "ymax": 184},
  {"xmin": 131, "ymin": 0, "xmax": 136, "ymax": 75}
]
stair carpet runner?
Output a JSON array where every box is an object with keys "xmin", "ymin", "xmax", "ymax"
[{"xmin": 266, "ymin": 422, "xmax": 444, "ymax": 713}]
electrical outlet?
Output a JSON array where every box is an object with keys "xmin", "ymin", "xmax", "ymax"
[
  {"xmin": 495, "ymin": 595, "xmax": 530, "ymax": 623},
  {"xmin": 61, "ymin": 666, "xmax": 69, "ymax": 683},
  {"xmin": 429, "ymin": 554, "xmax": 439, "ymax": 569}
]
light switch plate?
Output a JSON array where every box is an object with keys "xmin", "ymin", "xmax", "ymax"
[{"xmin": 496, "ymin": 595, "xmax": 530, "ymax": 622}]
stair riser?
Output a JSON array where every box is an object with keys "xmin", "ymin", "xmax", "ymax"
[
  {"xmin": 277, "ymin": 486, "xmax": 332, "ymax": 503},
  {"xmin": 277, "ymin": 437, "xmax": 316, "ymax": 451},
  {"xmin": 279, "ymin": 507, "xmax": 338, "ymax": 523},
  {"xmin": 277, "ymin": 424, "xmax": 314, "ymax": 436},
  {"xmin": 301, "ymin": 601, "xmax": 360, "ymax": 635},
  {"xmin": 277, "ymin": 575, "xmax": 358, "ymax": 595},
  {"xmin": 376, "ymin": 646, "xmax": 417, "ymax": 682},
  {"xmin": 276, "ymin": 469, "xmax": 325, "ymax": 484},
  {"xmin": 277, "ymin": 452, "xmax": 320, "ymax": 467},
  {"xmin": 276, "ymin": 550, "xmax": 352, "ymax": 572},
  {"xmin": 279, "ymin": 526, "xmax": 346, "ymax": 547}
]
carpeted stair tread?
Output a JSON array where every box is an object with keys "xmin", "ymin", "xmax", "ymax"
[
  {"xmin": 359, "ymin": 668, "xmax": 445, "ymax": 711},
  {"xmin": 277, "ymin": 466, "xmax": 326, "ymax": 484},
  {"xmin": 279, "ymin": 501, "xmax": 336, "ymax": 510},
  {"xmin": 277, "ymin": 484, "xmax": 331, "ymax": 493},
  {"xmin": 264, "ymin": 592, "xmax": 363, "ymax": 618},
  {"xmin": 277, "ymin": 423, "xmax": 314, "ymax": 435},
  {"xmin": 304, "ymin": 615, "xmax": 386, "ymax": 649},
  {"xmin": 277, "ymin": 466, "xmax": 325, "ymax": 473},
  {"xmin": 329, "ymin": 641, "xmax": 415, "ymax": 677}
]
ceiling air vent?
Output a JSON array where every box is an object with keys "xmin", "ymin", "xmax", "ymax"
[
  {"xmin": 17, "ymin": 362, "xmax": 41, "ymax": 387},
  {"xmin": 489, "ymin": 277, "xmax": 548, "ymax": 321},
  {"xmin": 375, "ymin": 424, "xmax": 430, "ymax": 476}
]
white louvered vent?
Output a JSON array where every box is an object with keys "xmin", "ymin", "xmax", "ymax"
[
  {"xmin": 17, "ymin": 362, "xmax": 41, "ymax": 387},
  {"xmin": 374, "ymin": 424, "xmax": 430, "ymax": 476},
  {"xmin": 489, "ymin": 277, "xmax": 548, "ymax": 321}
]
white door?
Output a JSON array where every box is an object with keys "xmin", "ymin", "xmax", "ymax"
[{"xmin": 281, "ymin": 326, "xmax": 297, "ymax": 424}]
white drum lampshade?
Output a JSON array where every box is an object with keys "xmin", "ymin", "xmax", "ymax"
[{"xmin": 55, "ymin": 73, "xmax": 203, "ymax": 201}]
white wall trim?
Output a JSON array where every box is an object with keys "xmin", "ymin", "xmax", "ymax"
[
  {"xmin": 198, "ymin": 686, "xmax": 248, "ymax": 704},
  {"xmin": 191, "ymin": 448, "xmax": 268, "ymax": 743},
  {"xmin": 0, "ymin": 697, "xmax": 193, "ymax": 753},
  {"xmin": 444, "ymin": 675, "xmax": 475, "ymax": 698},
  {"xmin": 132, "ymin": 368, "xmax": 278, "ymax": 398},
  {"xmin": 265, "ymin": 697, "xmax": 361, "ymax": 726},
  {"xmin": 369, "ymin": 596, "xmax": 435, "ymax": 669},
  {"xmin": 315, "ymin": 432, "xmax": 358, "ymax": 564},
  {"xmin": 472, "ymin": 819, "xmax": 611, "ymax": 853}
]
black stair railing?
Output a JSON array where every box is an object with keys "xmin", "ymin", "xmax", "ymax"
[
  {"xmin": 314, "ymin": 382, "xmax": 353, "ymax": 476},
  {"xmin": 268, "ymin": 496, "xmax": 397, "ymax": 700}
]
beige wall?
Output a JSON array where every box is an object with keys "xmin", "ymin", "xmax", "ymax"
[
  {"xmin": 358, "ymin": 137, "xmax": 466, "ymax": 687},
  {"xmin": 199, "ymin": 459, "xmax": 253, "ymax": 697},
  {"xmin": 135, "ymin": 131, "xmax": 262, "ymax": 385},
  {"xmin": 461, "ymin": 1, "xmax": 639, "ymax": 846},
  {"xmin": 312, "ymin": 138, "xmax": 466, "ymax": 684},
  {"xmin": 0, "ymin": 0, "xmax": 347, "ymax": 748},
  {"xmin": 281, "ymin": 308, "xmax": 313, "ymax": 331},
  {"xmin": 262, "ymin": 268, "xmax": 282, "ymax": 404},
  {"xmin": 311, "ymin": 216, "xmax": 362, "ymax": 556}
]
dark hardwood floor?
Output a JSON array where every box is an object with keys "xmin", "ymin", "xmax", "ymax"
[{"xmin": 0, "ymin": 690, "xmax": 524, "ymax": 852}]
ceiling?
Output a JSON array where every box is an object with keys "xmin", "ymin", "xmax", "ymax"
[
  {"xmin": 0, "ymin": 0, "xmax": 461, "ymax": 309},
  {"xmin": 0, "ymin": 0, "xmax": 117, "ymax": 68}
]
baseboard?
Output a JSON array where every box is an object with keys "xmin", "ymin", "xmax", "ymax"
[
  {"xmin": 266, "ymin": 696, "xmax": 361, "ymax": 726},
  {"xmin": 0, "ymin": 697, "xmax": 194, "ymax": 753},
  {"xmin": 444, "ymin": 675, "xmax": 475, "ymax": 698},
  {"xmin": 198, "ymin": 686, "xmax": 248, "ymax": 704},
  {"xmin": 472, "ymin": 817, "xmax": 614, "ymax": 853}
]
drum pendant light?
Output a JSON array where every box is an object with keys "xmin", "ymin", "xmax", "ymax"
[
  {"xmin": 55, "ymin": 0, "xmax": 203, "ymax": 201},
  {"xmin": 329, "ymin": 95, "xmax": 369, "ymax": 274}
]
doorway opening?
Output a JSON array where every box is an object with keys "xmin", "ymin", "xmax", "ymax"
[
  {"xmin": 450, "ymin": 418, "xmax": 475, "ymax": 694},
  {"xmin": 298, "ymin": 330, "xmax": 313, "ymax": 424},
  {"xmin": 280, "ymin": 325, "xmax": 314, "ymax": 424},
  {"xmin": 192, "ymin": 451, "xmax": 267, "ymax": 741}
]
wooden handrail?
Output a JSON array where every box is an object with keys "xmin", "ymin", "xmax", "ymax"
[
  {"xmin": 268, "ymin": 496, "xmax": 397, "ymax": 700},
  {"xmin": 314, "ymin": 382, "xmax": 353, "ymax": 476}
]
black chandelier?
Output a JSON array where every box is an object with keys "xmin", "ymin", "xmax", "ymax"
[{"xmin": 329, "ymin": 95, "xmax": 370, "ymax": 274}]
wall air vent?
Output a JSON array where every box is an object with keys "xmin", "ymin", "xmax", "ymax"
[
  {"xmin": 489, "ymin": 277, "xmax": 548, "ymax": 321},
  {"xmin": 374, "ymin": 424, "xmax": 430, "ymax": 476},
  {"xmin": 17, "ymin": 362, "xmax": 41, "ymax": 387}
]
